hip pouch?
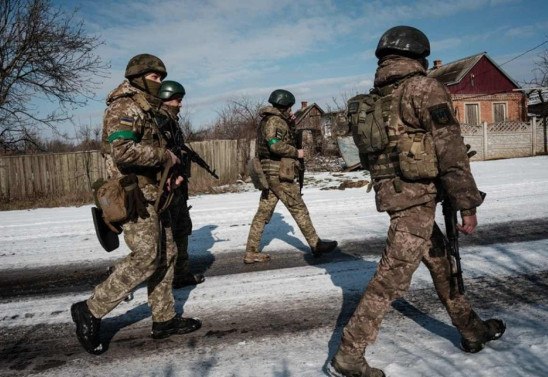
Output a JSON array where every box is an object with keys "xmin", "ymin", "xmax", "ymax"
[
  {"xmin": 248, "ymin": 156, "xmax": 269, "ymax": 190},
  {"xmin": 94, "ymin": 177, "xmax": 127, "ymax": 224},
  {"xmin": 93, "ymin": 174, "xmax": 149, "ymax": 226},
  {"xmin": 397, "ymin": 132, "xmax": 439, "ymax": 180},
  {"xmin": 279, "ymin": 157, "xmax": 295, "ymax": 182}
]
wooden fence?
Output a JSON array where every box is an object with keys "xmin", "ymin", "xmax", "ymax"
[
  {"xmin": 2, "ymin": 120, "xmax": 546, "ymax": 201},
  {"xmin": 0, "ymin": 139, "xmax": 249, "ymax": 201}
]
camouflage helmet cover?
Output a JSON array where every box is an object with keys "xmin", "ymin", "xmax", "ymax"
[
  {"xmin": 375, "ymin": 26, "xmax": 430, "ymax": 59},
  {"xmin": 125, "ymin": 53, "xmax": 167, "ymax": 80},
  {"xmin": 158, "ymin": 80, "xmax": 186, "ymax": 101},
  {"xmin": 268, "ymin": 89, "xmax": 295, "ymax": 108}
]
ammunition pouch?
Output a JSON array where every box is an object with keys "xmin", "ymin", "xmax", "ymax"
[
  {"xmin": 279, "ymin": 157, "xmax": 296, "ymax": 182},
  {"xmin": 397, "ymin": 132, "xmax": 439, "ymax": 180},
  {"xmin": 248, "ymin": 157, "xmax": 269, "ymax": 190},
  {"xmin": 93, "ymin": 177, "xmax": 127, "ymax": 232},
  {"xmin": 92, "ymin": 174, "xmax": 150, "ymax": 232}
]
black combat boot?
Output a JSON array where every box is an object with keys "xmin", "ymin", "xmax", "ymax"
[
  {"xmin": 151, "ymin": 315, "xmax": 202, "ymax": 339},
  {"xmin": 329, "ymin": 349, "xmax": 385, "ymax": 377},
  {"xmin": 173, "ymin": 273, "xmax": 205, "ymax": 289},
  {"xmin": 312, "ymin": 240, "xmax": 338, "ymax": 257},
  {"xmin": 70, "ymin": 301, "xmax": 103, "ymax": 354},
  {"xmin": 461, "ymin": 318, "xmax": 506, "ymax": 353}
]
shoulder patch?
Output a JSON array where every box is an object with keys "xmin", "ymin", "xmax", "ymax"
[
  {"xmin": 119, "ymin": 116, "xmax": 134, "ymax": 127},
  {"xmin": 428, "ymin": 103, "xmax": 457, "ymax": 127}
]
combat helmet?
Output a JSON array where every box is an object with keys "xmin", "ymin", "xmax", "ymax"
[
  {"xmin": 375, "ymin": 26, "xmax": 430, "ymax": 59},
  {"xmin": 268, "ymin": 89, "xmax": 295, "ymax": 108},
  {"xmin": 125, "ymin": 54, "xmax": 167, "ymax": 80},
  {"xmin": 158, "ymin": 81, "xmax": 186, "ymax": 101}
]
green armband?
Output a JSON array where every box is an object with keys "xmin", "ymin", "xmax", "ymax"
[
  {"xmin": 267, "ymin": 138, "xmax": 280, "ymax": 146},
  {"xmin": 107, "ymin": 130, "xmax": 140, "ymax": 143}
]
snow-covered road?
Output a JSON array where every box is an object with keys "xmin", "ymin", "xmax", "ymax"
[{"xmin": 1, "ymin": 156, "xmax": 547, "ymax": 376}]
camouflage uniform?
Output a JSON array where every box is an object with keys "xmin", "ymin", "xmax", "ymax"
[
  {"xmin": 87, "ymin": 80, "xmax": 178, "ymax": 323},
  {"xmin": 245, "ymin": 106, "xmax": 320, "ymax": 255},
  {"xmin": 338, "ymin": 56, "xmax": 492, "ymax": 358}
]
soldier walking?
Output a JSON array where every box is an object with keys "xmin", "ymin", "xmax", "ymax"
[
  {"xmin": 329, "ymin": 27, "xmax": 505, "ymax": 377},
  {"xmin": 244, "ymin": 89, "xmax": 337, "ymax": 264},
  {"xmin": 156, "ymin": 80, "xmax": 205, "ymax": 289},
  {"xmin": 70, "ymin": 54, "xmax": 201, "ymax": 354}
]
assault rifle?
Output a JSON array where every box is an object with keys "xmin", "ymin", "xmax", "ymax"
[
  {"xmin": 441, "ymin": 191, "xmax": 486, "ymax": 299},
  {"xmin": 155, "ymin": 115, "xmax": 218, "ymax": 212},
  {"xmin": 179, "ymin": 143, "xmax": 219, "ymax": 180}
]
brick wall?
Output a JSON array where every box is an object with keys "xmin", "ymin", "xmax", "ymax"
[{"xmin": 452, "ymin": 93, "xmax": 525, "ymax": 124}]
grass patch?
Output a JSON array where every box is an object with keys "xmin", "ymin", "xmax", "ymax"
[{"xmin": 0, "ymin": 192, "xmax": 94, "ymax": 211}]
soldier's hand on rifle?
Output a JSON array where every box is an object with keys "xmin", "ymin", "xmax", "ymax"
[
  {"xmin": 297, "ymin": 149, "xmax": 304, "ymax": 159},
  {"xmin": 166, "ymin": 149, "xmax": 181, "ymax": 166},
  {"xmin": 457, "ymin": 214, "xmax": 477, "ymax": 235},
  {"xmin": 166, "ymin": 175, "xmax": 184, "ymax": 192}
]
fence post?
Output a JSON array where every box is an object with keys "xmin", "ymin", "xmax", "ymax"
[
  {"xmin": 532, "ymin": 117, "xmax": 537, "ymax": 156},
  {"xmin": 482, "ymin": 122, "xmax": 488, "ymax": 160}
]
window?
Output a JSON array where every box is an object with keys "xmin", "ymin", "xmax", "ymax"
[
  {"xmin": 465, "ymin": 103, "xmax": 479, "ymax": 126},
  {"xmin": 493, "ymin": 103, "xmax": 507, "ymax": 122}
]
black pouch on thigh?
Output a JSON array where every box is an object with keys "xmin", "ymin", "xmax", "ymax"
[{"xmin": 120, "ymin": 174, "xmax": 150, "ymax": 222}]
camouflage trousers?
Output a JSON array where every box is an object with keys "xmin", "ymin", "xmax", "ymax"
[
  {"xmin": 168, "ymin": 195, "xmax": 193, "ymax": 278},
  {"xmin": 339, "ymin": 200, "xmax": 487, "ymax": 357},
  {"xmin": 87, "ymin": 204, "xmax": 177, "ymax": 323},
  {"xmin": 246, "ymin": 176, "xmax": 319, "ymax": 253}
]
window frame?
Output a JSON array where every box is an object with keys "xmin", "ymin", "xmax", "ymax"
[
  {"xmin": 464, "ymin": 102, "xmax": 480, "ymax": 126},
  {"xmin": 492, "ymin": 102, "xmax": 508, "ymax": 123}
]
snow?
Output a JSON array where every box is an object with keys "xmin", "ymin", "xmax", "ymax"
[{"xmin": 1, "ymin": 156, "xmax": 548, "ymax": 376}]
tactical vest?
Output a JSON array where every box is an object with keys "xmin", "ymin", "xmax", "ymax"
[
  {"xmin": 348, "ymin": 74, "xmax": 438, "ymax": 181},
  {"xmin": 256, "ymin": 115, "xmax": 272, "ymax": 160},
  {"xmin": 256, "ymin": 113, "xmax": 296, "ymax": 176}
]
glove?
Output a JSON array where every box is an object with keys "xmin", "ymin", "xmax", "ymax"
[{"xmin": 465, "ymin": 144, "xmax": 477, "ymax": 159}]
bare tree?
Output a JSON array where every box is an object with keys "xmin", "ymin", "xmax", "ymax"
[
  {"xmin": 324, "ymin": 91, "xmax": 356, "ymax": 137},
  {"xmin": 529, "ymin": 48, "xmax": 548, "ymax": 87},
  {"xmin": 204, "ymin": 96, "xmax": 264, "ymax": 140},
  {"xmin": 178, "ymin": 107, "xmax": 196, "ymax": 141},
  {"xmin": 0, "ymin": 0, "xmax": 108, "ymax": 152},
  {"xmin": 74, "ymin": 121, "xmax": 101, "ymax": 151}
]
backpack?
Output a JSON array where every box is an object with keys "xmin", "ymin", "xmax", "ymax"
[
  {"xmin": 347, "ymin": 89, "xmax": 391, "ymax": 155},
  {"xmin": 348, "ymin": 76, "xmax": 439, "ymax": 181}
]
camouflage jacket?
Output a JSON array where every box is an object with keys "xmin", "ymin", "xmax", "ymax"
[
  {"xmin": 256, "ymin": 106, "xmax": 299, "ymax": 176},
  {"xmin": 372, "ymin": 56, "xmax": 483, "ymax": 213},
  {"xmin": 101, "ymin": 80, "xmax": 168, "ymax": 200}
]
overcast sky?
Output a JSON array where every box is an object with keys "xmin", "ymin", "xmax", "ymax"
[{"xmin": 48, "ymin": 0, "xmax": 548, "ymax": 137}]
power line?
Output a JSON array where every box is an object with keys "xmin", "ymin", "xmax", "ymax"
[{"xmin": 499, "ymin": 40, "xmax": 548, "ymax": 67}]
